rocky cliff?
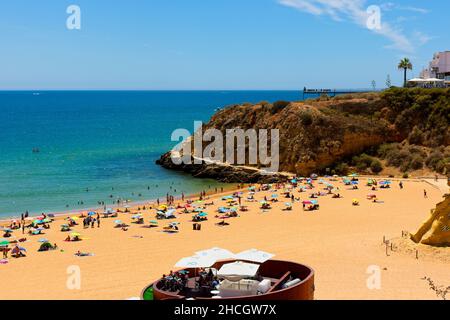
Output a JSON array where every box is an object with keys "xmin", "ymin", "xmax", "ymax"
[
  {"xmin": 411, "ymin": 194, "xmax": 450, "ymax": 246},
  {"xmin": 157, "ymin": 88, "xmax": 449, "ymax": 182}
]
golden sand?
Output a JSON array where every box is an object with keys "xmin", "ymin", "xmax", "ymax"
[{"xmin": 0, "ymin": 177, "xmax": 448, "ymax": 300}]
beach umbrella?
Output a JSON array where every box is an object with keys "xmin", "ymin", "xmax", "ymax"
[
  {"xmin": 132, "ymin": 214, "xmax": 142, "ymax": 219},
  {"xmin": 0, "ymin": 240, "xmax": 9, "ymax": 246},
  {"xmin": 198, "ymin": 212, "xmax": 208, "ymax": 217},
  {"xmin": 235, "ymin": 249, "xmax": 274, "ymax": 264},
  {"xmin": 194, "ymin": 208, "xmax": 203, "ymax": 212},
  {"xmin": 218, "ymin": 261, "xmax": 260, "ymax": 281},
  {"xmin": 70, "ymin": 232, "xmax": 81, "ymax": 237},
  {"xmin": 218, "ymin": 207, "xmax": 229, "ymax": 214},
  {"xmin": 114, "ymin": 220, "xmax": 123, "ymax": 224},
  {"xmin": 195, "ymin": 247, "xmax": 236, "ymax": 262},
  {"xmin": 351, "ymin": 181, "xmax": 359, "ymax": 185},
  {"xmin": 70, "ymin": 216, "xmax": 79, "ymax": 220},
  {"xmin": 88, "ymin": 211, "xmax": 96, "ymax": 216},
  {"xmin": 38, "ymin": 238, "xmax": 49, "ymax": 243},
  {"xmin": 302, "ymin": 200, "xmax": 312, "ymax": 205},
  {"xmin": 285, "ymin": 202, "xmax": 292, "ymax": 207},
  {"xmin": 33, "ymin": 219, "xmax": 43, "ymax": 225},
  {"xmin": 157, "ymin": 205, "xmax": 167, "ymax": 211},
  {"xmin": 271, "ymin": 194, "xmax": 278, "ymax": 198},
  {"xmin": 149, "ymin": 220, "xmax": 158, "ymax": 224},
  {"xmin": 311, "ymin": 200, "xmax": 319, "ymax": 205},
  {"xmin": 174, "ymin": 255, "xmax": 215, "ymax": 268},
  {"xmin": 222, "ymin": 195, "xmax": 234, "ymax": 200}
]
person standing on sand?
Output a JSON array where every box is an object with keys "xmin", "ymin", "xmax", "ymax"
[
  {"xmin": 399, "ymin": 181, "xmax": 403, "ymax": 189},
  {"xmin": 424, "ymin": 189, "xmax": 428, "ymax": 198}
]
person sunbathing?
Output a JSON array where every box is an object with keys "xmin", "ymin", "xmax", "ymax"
[{"xmin": 75, "ymin": 251, "xmax": 93, "ymax": 257}]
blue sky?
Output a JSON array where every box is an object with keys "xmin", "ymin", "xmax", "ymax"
[{"xmin": 0, "ymin": 0, "xmax": 448, "ymax": 90}]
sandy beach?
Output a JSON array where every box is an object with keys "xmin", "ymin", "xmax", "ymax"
[{"xmin": 0, "ymin": 176, "xmax": 448, "ymax": 300}]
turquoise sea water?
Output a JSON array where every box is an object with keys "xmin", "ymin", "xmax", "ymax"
[{"xmin": 0, "ymin": 91, "xmax": 301, "ymax": 217}]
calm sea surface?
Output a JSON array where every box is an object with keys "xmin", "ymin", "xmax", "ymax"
[{"xmin": 0, "ymin": 91, "xmax": 301, "ymax": 217}]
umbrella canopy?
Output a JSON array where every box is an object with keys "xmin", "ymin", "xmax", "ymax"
[
  {"xmin": 235, "ymin": 249, "xmax": 274, "ymax": 263},
  {"xmin": 174, "ymin": 255, "xmax": 215, "ymax": 268},
  {"xmin": 195, "ymin": 247, "xmax": 236, "ymax": 262},
  {"xmin": 351, "ymin": 181, "xmax": 359, "ymax": 185},
  {"xmin": 271, "ymin": 194, "xmax": 278, "ymax": 198},
  {"xmin": 70, "ymin": 232, "xmax": 81, "ymax": 237},
  {"xmin": 114, "ymin": 220, "xmax": 123, "ymax": 224},
  {"xmin": 88, "ymin": 211, "xmax": 96, "ymax": 216},
  {"xmin": 0, "ymin": 240, "xmax": 9, "ymax": 246},
  {"xmin": 285, "ymin": 202, "xmax": 292, "ymax": 207},
  {"xmin": 197, "ymin": 212, "xmax": 208, "ymax": 217},
  {"xmin": 149, "ymin": 220, "xmax": 158, "ymax": 224},
  {"xmin": 157, "ymin": 205, "xmax": 168, "ymax": 211},
  {"xmin": 38, "ymin": 238, "xmax": 49, "ymax": 243},
  {"xmin": 132, "ymin": 214, "xmax": 142, "ymax": 219},
  {"xmin": 217, "ymin": 261, "xmax": 260, "ymax": 281}
]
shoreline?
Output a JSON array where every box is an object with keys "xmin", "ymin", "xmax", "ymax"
[
  {"xmin": 0, "ymin": 183, "xmax": 242, "ymax": 225},
  {"xmin": 1, "ymin": 174, "xmax": 446, "ymax": 224}
]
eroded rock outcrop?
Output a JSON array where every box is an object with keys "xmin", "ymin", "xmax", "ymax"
[
  {"xmin": 157, "ymin": 94, "xmax": 398, "ymax": 181},
  {"xmin": 411, "ymin": 194, "xmax": 450, "ymax": 246}
]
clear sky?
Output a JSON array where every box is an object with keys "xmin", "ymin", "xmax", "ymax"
[{"xmin": 0, "ymin": 0, "xmax": 448, "ymax": 90}]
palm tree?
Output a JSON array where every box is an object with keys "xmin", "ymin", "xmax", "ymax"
[{"xmin": 398, "ymin": 58, "xmax": 413, "ymax": 87}]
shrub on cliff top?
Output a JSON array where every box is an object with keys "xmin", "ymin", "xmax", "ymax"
[
  {"xmin": 299, "ymin": 111, "xmax": 313, "ymax": 126},
  {"xmin": 370, "ymin": 159, "xmax": 383, "ymax": 174},
  {"xmin": 272, "ymin": 100, "xmax": 290, "ymax": 113}
]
